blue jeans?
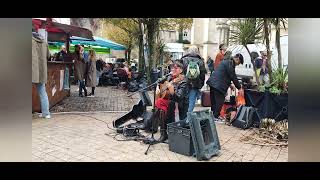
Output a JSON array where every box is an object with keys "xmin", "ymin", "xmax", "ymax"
[
  {"xmin": 35, "ymin": 83, "xmax": 50, "ymax": 116},
  {"xmin": 96, "ymin": 70, "xmax": 102, "ymax": 86},
  {"xmin": 188, "ymin": 88, "xmax": 201, "ymax": 112},
  {"xmin": 78, "ymin": 80, "xmax": 87, "ymax": 96}
]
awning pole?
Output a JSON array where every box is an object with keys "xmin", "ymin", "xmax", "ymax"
[{"xmin": 66, "ymin": 35, "xmax": 70, "ymax": 53}]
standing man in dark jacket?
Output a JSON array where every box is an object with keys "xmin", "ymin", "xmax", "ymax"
[
  {"xmin": 181, "ymin": 45, "xmax": 207, "ymax": 112},
  {"xmin": 206, "ymin": 53, "xmax": 244, "ymax": 119}
]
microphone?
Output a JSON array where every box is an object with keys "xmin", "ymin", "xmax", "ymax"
[{"xmin": 158, "ymin": 72, "xmax": 172, "ymax": 83}]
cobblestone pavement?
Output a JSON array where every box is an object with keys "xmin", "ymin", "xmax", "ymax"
[
  {"xmin": 32, "ymin": 112, "xmax": 288, "ymax": 162},
  {"xmin": 33, "ymin": 85, "xmax": 288, "ymax": 162},
  {"xmin": 51, "ymin": 85, "xmax": 142, "ymax": 112}
]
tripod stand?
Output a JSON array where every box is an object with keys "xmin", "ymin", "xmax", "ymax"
[{"xmin": 143, "ymin": 79, "xmax": 160, "ymax": 155}]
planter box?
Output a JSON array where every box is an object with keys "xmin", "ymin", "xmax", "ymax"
[{"xmin": 244, "ymin": 89, "xmax": 288, "ymax": 126}]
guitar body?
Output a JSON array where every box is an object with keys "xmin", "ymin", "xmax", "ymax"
[
  {"xmin": 158, "ymin": 81, "xmax": 171, "ymax": 99},
  {"xmin": 156, "ymin": 74, "xmax": 184, "ymax": 100}
]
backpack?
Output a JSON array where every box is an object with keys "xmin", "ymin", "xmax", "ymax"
[
  {"xmin": 186, "ymin": 58, "xmax": 200, "ymax": 80},
  {"xmin": 231, "ymin": 105, "xmax": 256, "ymax": 129},
  {"xmin": 128, "ymin": 80, "xmax": 139, "ymax": 92}
]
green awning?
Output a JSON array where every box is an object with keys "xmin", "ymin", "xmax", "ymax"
[{"xmin": 48, "ymin": 43, "xmax": 110, "ymax": 54}]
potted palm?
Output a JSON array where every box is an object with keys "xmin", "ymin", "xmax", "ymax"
[
  {"xmin": 229, "ymin": 18, "xmax": 288, "ymax": 126},
  {"xmin": 245, "ymin": 67, "xmax": 288, "ymax": 126}
]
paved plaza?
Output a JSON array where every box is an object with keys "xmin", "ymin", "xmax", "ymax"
[{"xmin": 32, "ymin": 85, "xmax": 288, "ymax": 162}]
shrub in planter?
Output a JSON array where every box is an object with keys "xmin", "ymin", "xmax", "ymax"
[{"xmin": 245, "ymin": 67, "xmax": 288, "ymax": 126}]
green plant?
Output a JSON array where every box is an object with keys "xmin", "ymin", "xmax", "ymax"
[
  {"xmin": 258, "ymin": 85, "xmax": 266, "ymax": 92},
  {"xmin": 229, "ymin": 18, "xmax": 264, "ymax": 86},
  {"xmin": 269, "ymin": 86, "xmax": 282, "ymax": 95},
  {"xmin": 270, "ymin": 18, "xmax": 287, "ymax": 69},
  {"xmin": 258, "ymin": 66, "xmax": 288, "ymax": 95},
  {"xmin": 270, "ymin": 66, "xmax": 288, "ymax": 94}
]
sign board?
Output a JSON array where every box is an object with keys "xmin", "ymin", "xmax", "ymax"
[{"xmin": 38, "ymin": 29, "xmax": 48, "ymax": 42}]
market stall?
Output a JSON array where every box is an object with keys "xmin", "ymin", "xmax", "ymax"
[
  {"xmin": 32, "ymin": 18, "xmax": 94, "ymax": 113},
  {"xmin": 32, "ymin": 61, "xmax": 73, "ymax": 112}
]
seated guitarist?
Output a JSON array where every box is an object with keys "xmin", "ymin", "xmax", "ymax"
[{"xmin": 154, "ymin": 60, "xmax": 189, "ymax": 142}]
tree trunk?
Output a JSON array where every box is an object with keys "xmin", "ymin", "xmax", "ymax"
[
  {"xmin": 263, "ymin": 18, "xmax": 273, "ymax": 83},
  {"xmin": 178, "ymin": 25, "xmax": 183, "ymax": 43},
  {"xmin": 146, "ymin": 18, "xmax": 160, "ymax": 84},
  {"xmin": 125, "ymin": 50, "xmax": 128, "ymax": 62},
  {"xmin": 147, "ymin": 24, "xmax": 155, "ymax": 74},
  {"xmin": 275, "ymin": 19, "xmax": 282, "ymax": 69},
  {"xmin": 138, "ymin": 21, "xmax": 145, "ymax": 73},
  {"xmin": 244, "ymin": 45, "xmax": 260, "ymax": 86},
  {"xmin": 127, "ymin": 48, "xmax": 131, "ymax": 64}
]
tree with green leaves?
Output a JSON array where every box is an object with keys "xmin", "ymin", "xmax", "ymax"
[
  {"xmin": 104, "ymin": 18, "xmax": 159, "ymax": 83},
  {"xmin": 102, "ymin": 23, "xmax": 135, "ymax": 63},
  {"xmin": 160, "ymin": 18, "xmax": 193, "ymax": 43},
  {"xmin": 103, "ymin": 18, "xmax": 140, "ymax": 65},
  {"xmin": 104, "ymin": 18, "xmax": 191, "ymax": 83},
  {"xmin": 270, "ymin": 18, "xmax": 287, "ymax": 69},
  {"xmin": 229, "ymin": 18, "xmax": 263, "ymax": 86}
]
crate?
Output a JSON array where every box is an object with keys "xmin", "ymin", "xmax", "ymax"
[{"xmin": 167, "ymin": 121, "xmax": 207, "ymax": 156}]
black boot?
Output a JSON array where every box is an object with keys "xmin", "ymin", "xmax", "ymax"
[
  {"xmin": 84, "ymin": 87, "xmax": 88, "ymax": 97},
  {"xmin": 158, "ymin": 129, "xmax": 168, "ymax": 143},
  {"xmin": 150, "ymin": 109, "xmax": 160, "ymax": 133},
  {"xmin": 158, "ymin": 110, "xmax": 168, "ymax": 143}
]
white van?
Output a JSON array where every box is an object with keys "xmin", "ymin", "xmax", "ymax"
[
  {"xmin": 164, "ymin": 43, "xmax": 184, "ymax": 60},
  {"xmin": 227, "ymin": 35, "xmax": 288, "ymax": 79},
  {"xmin": 271, "ymin": 35, "xmax": 288, "ymax": 69}
]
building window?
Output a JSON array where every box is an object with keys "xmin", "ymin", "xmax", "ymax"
[
  {"xmin": 169, "ymin": 32, "xmax": 171, "ymax": 38},
  {"xmin": 184, "ymin": 32, "xmax": 187, "ymax": 37}
]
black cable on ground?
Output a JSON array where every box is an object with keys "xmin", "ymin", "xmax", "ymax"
[
  {"xmin": 80, "ymin": 114, "xmax": 116, "ymax": 132},
  {"xmin": 79, "ymin": 114, "xmax": 147, "ymax": 142}
]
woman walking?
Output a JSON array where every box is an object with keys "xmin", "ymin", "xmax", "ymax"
[{"xmin": 86, "ymin": 49, "xmax": 97, "ymax": 97}]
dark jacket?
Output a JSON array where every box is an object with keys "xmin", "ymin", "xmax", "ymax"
[
  {"xmin": 207, "ymin": 57, "xmax": 214, "ymax": 71},
  {"xmin": 56, "ymin": 50, "xmax": 67, "ymax": 61},
  {"xmin": 181, "ymin": 53, "xmax": 207, "ymax": 89},
  {"xmin": 96, "ymin": 60, "xmax": 105, "ymax": 72},
  {"xmin": 206, "ymin": 59, "xmax": 241, "ymax": 95},
  {"xmin": 254, "ymin": 57, "xmax": 268, "ymax": 75}
]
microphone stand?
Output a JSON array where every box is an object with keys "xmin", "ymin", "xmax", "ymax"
[
  {"xmin": 128, "ymin": 73, "xmax": 171, "ymax": 155},
  {"xmin": 143, "ymin": 77, "xmax": 165, "ymax": 155},
  {"xmin": 143, "ymin": 79, "xmax": 161, "ymax": 155},
  {"xmin": 127, "ymin": 72, "xmax": 172, "ymax": 97}
]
